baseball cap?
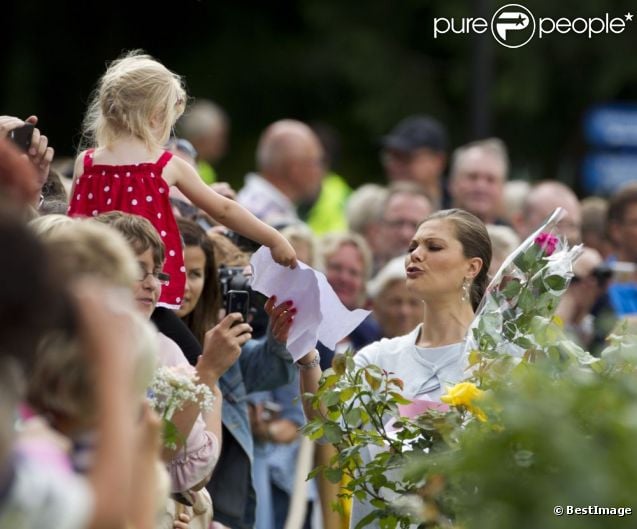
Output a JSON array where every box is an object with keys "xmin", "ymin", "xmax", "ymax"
[{"xmin": 381, "ymin": 115, "xmax": 448, "ymax": 153}]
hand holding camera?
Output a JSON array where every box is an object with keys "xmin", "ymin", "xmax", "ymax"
[
  {"xmin": 218, "ymin": 265, "xmax": 270, "ymax": 337},
  {"xmin": 9, "ymin": 123, "xmax": 34, "ymax": 151},
  {"xmin": 0, "ymin": 115, "xmax": 25, "ymax": 139},
  {"xmin": 1, "ymin": 115, "xmax": 54, "ymax": 187},
  {"xmin": 198, "ymin": 312, "xmax": 253, "ymax": 382}
]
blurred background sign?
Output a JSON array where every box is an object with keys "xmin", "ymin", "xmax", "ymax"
[
  {"xmin": 582, "ymin": 103, "xmax": 637, "ymax": 195},
  {"xmin": 584, "ymin": 104, "xmax": 637, "ymax": 148},
  {"xmin": 582, "ymin": 152, "xmax": 637, "ymax": 196}
]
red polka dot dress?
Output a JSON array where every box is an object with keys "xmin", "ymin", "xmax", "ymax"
[{"xmin": 67, "ymin": 149, "xmax": 185, "ymax": 309}]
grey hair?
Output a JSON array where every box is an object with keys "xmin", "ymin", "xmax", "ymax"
[
  {"xmin": 177, "ymin": 99, "xmax": 228, "ymax": 140},
  {"xmin": 449, "ymin": 138, "xmax": 509, "ymax": 181},
  {"xmin": 346, "ymin": 184, "xmax": 388, "ymax": 234}
]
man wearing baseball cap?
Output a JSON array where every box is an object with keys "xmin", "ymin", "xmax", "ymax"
[{"xmin": 381, "ymin": 114, "xmax": 449, "ymax": 209}]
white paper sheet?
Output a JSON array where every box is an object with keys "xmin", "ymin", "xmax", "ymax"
[{"xmin": 250, "ymin": 246, "xmax": 371, "ymax": 361}]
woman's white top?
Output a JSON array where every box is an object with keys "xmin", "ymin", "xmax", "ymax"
[{"xmin": 350, "ymin": 324, "xmax": 467, "ymax": 529}]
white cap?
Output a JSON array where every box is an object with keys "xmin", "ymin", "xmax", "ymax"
[{"xmin": 367, "ymin": 255, "xmax": 407, "ymax": 299}]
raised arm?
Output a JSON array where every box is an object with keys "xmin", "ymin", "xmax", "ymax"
[
  {"xmin": 72, "ymin": 281, "xmax": 138, "ymax": 529},
  {"xmin": 239, "ymin": 296, "xmax": 297, "ymax": 393},
  {"xmin": 171, "ymin": 158, "xmax": 297, "ymax": 268},
  {"xmin": 0, "ymin": 114, "xmax": 55, "ymax": 207},
  {"xmin": 160, "ymin": 315, "xmax": 248, "ymax": 462},
  {"xmin": 159, "ymin": 317, "xmax": 248, "ymax": 492},
  {"xmin": 128, "ymin": 402, "xmax": 163, "ymax": 529},
  {"xmin": 297, "ymin": 349, "xmax": 324, "ymax": 422}
]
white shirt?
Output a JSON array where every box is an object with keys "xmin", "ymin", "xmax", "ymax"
[
  {"xmin": 351, "ymin": 325, "xmax": 467, "ymax": 529},
  {"xmin": 354, "ymin": 324, "xmax": 466, "ymax": 401},
  {"xmin": 0, "ymin": 456, "xmax": 93, "ymax": 529},
  {"xmin": 237, "ymin": 173, "xmax": 299, "ymax": 227}
]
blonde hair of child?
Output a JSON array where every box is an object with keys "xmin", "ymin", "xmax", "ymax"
[{"xmin": 82, "ymin": 50, "xmax": 187, "ymax": 150}]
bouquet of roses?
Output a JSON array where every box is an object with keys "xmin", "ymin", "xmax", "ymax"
[
  {"xmin": 147, "ymin": 365, "xmax": 215, "ymax": 450},
  {"xmin": 464, "ymin": 207, "xmax": 601, "ymax": 386}
]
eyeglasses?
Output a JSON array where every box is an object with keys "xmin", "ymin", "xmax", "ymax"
[{"xmin": 137, "ymin": 265, "xmax": 170, "ymax": 286}]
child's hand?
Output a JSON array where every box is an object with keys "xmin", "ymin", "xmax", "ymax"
[{"xmin": 271, "ymin": 238, "xmax": 297, "ymax": 269}]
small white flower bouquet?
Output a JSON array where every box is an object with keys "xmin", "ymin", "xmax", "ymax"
[{"xmin": 147, "ymin": 365, "xmax": 215, "ymax": 449}]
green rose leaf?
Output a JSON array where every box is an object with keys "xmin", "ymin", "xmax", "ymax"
[
  {"xmin": 344, "ymin": 407, "xmax": 363, "ymax": 428},
  {"xmin": 324, "ymin": 467, "xmax": 343, "ymax": 483},
  {"xmin": 323, "ymin": 422, "xmax": 344, "ymax": 444},
  {"xmin": 502, "ymin": 278, "xmax": 522, "ymax": 298},
  {"xmin": 545, "ymin": 274, "xmax": 567, "ymax": 291}
]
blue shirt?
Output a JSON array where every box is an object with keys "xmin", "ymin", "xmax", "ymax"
[{"xmin": 208, "ymin": 328, "xmax": 296, "ymax": 529}]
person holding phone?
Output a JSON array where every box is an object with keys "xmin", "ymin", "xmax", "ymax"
[
  {"xmin": 175, "ymin": 218, "xmax": 316, "ymax": 529},
  {"xmin": 0, "ymin": 115, "xmax": 55, "ymax": 205}
]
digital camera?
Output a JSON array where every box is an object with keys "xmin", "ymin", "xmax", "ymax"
[{"xmin": 218, "ymin": 265, "xmax": 268, "ymax": 337}]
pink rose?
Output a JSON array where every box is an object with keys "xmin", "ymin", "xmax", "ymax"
[{"xmin": 534, "ymin": 232, "xmax": 559, "ymax": 256}]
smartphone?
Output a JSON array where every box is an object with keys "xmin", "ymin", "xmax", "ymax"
[
  {"xmin": 225, "ymin": 290, "xmax": 250, "ymax": 325},
  {"xmin": 9, "ymin": 123, "xmax": 34, "ymax": 152}
]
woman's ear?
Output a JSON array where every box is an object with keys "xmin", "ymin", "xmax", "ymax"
[{"xmin": 466, "ymin": 257, "xmax": 483, "ymax": 280}]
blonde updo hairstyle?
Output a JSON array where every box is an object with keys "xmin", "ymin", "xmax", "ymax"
[{"xmin": 82, "ymin": 50, "xmax": 187, "ymax": 150}]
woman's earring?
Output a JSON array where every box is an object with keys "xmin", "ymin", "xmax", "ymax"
[{"xmin": 461, "ymin": 278, "xmax": 470, "ymax": 304}]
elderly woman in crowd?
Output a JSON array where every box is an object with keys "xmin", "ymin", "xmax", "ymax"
[
  {"xmin": 367, "ymin": 255, "xmax": 423, "ymax": 339},
  {"xmin": 316, "ymin": 232, "xmax": 381, "ymax": 369}
]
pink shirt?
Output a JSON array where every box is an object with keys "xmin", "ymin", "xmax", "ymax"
[{"xmin": 158, "ymin": 333, "xmax": 220, "ymax": 492}]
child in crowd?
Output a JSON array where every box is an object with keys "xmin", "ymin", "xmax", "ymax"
[{"xmin": 68, "ymin": 50, "xmax": 296, "ymax": 309}]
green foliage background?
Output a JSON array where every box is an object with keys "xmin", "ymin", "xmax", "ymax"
[{"xmin": 2, "ymin": 0, "xmax": 636, "ymax": 191}]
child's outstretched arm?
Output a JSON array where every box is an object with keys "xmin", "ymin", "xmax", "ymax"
[{"xmin": 172, "ymin": 158, "xmax": 297, "ymax": 268}]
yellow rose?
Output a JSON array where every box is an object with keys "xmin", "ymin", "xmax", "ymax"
[{"xmin": 440, "ymin": 382, "xmax": 487, "ymax": 422}]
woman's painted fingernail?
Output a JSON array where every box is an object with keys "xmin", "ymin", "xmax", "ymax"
[
  {"xmin": 286, "ymin": 300, "xmax": 294, "ymax": 307},
  {"xmin": 290, "ymin": 308, "xmax": 297, "ymax": 314}
]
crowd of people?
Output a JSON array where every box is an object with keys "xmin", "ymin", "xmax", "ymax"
[{"xmin": 1, "ymin": 49, "xmax": 634, "ymax": 529}]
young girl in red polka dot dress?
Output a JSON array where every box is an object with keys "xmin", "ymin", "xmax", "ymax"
[{"xmin": 68, "ymin": 51, "xmax": 296, "ymax": 308}]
